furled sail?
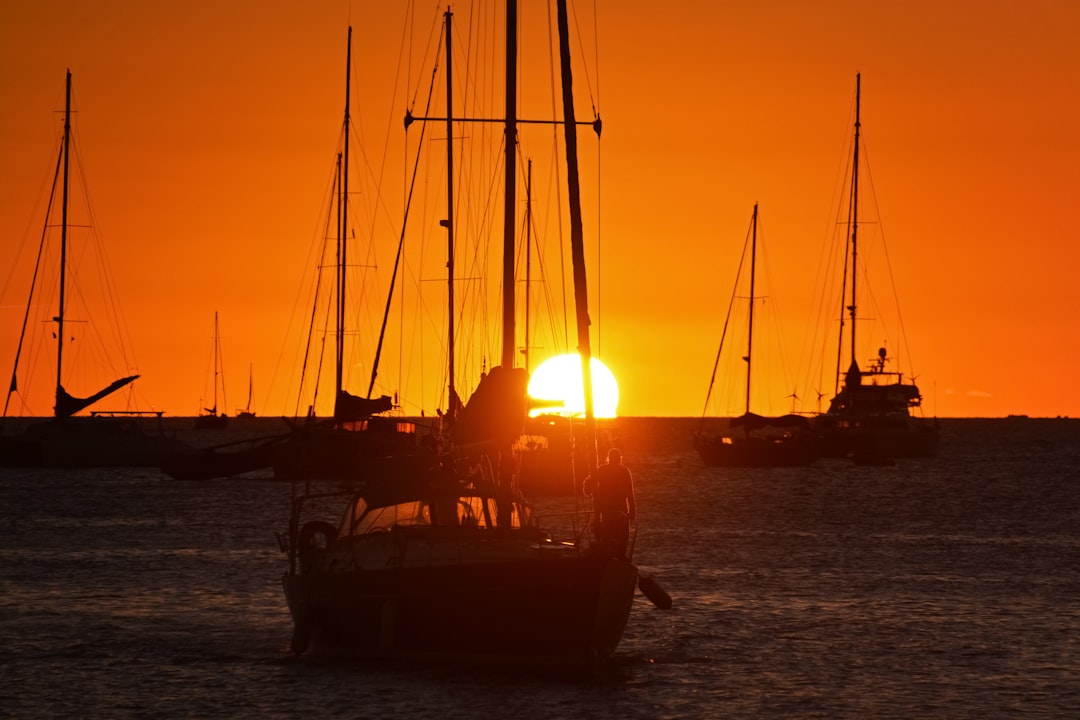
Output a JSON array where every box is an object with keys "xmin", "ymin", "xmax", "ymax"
[
  {"xmin": 451, "ymin": 366, "xmax": 530, "ymax": 448},
  {"xmin": 54, "ymin": 374, "xmax": 139, "ymax": 418},
  {"xmin": 333, "ymin": 390, "xmax": 393, "ymax": 423}
]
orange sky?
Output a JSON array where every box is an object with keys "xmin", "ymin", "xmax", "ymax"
[{"xmin": 2, "ymin": 0, "xmax": 1079, "ymax": 420}]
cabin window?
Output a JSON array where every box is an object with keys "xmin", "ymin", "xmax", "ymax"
[
  {"xmin": 347, "ymin": 501, "xmax": 431, "ymax": 535},
  {"xmin": 341, "ymin": 498, "xmax": 369, "ymax": 535},
  {"xmin": 459, "ymin": 496, "xmax": 489, "ymax": 528}
]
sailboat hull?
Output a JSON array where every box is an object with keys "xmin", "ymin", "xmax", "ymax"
[
  {"xmin": 283, "ymin": 542, "xmax": 637, "ymax": 664},
  {"xmin": 193, "ymin": 414, "xmax": 229, "ymax": 430},
  {"xmin": 694, "ymin": 433, "xmax": 818, "ymax": 467},
  {"xmin": 814, "ymin": 416, "xmax": 940, "ymax": 460},
  {"xmin": 161, "ymin": 439, "xmax": 279, "ymax": 480},
  {"xmin": 271, "ymin": 420, "xmax": 432, "ymax": 482},
  {"xmin": 1, "ymin": 417, "xmax": 190, "ymax": 468}
]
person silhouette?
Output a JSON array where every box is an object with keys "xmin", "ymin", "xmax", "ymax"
[{"xmin": 585, "ymin": 447, "xmax": 636, "ymax": 559}]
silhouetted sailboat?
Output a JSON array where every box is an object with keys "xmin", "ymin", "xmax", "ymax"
[
  {"xmin": 695, "ymin": 204, "xmax": 817, "ymax": 467},
  {"xmin": 812, "ymin": 74, "xmax": 939, "ymax": 460},
  {"xmin": 236, "ymin": 363, "xmax": 255, "ymax": 418},
  {"xmin": 267, "ymin": 25, "xmax": 401, "ymax": 482},
  {"xmin": 280, "ymin": 5, "xmax": 655, "ymax": 665},
  {"xmin": 194, "ymin": 312, "xmax": 229, "ymax": 429},
  {"xmin": 1, "ymin": 71, "xmax": 188, "ymax": 467}
]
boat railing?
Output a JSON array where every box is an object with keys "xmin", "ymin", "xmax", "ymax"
[
  {"xmin": 281, "ymin": 489, "xmax": 354, "ymax": 573},
  {"xmin": 89, "ymin": 410, "xmax": 165, "ymax": 417}
]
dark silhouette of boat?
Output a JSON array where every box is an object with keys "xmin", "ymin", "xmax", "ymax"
[
  {"xmin": 1, "ymin": 71, "xmax": 189, "ymax": 468},
  {"xmin": 262, "ymin": 19, "xmax": 397, "ymax": 482},
  {"xmin": 161, "ymin": 431, "xmax": 287, "ymax": 481},
  {"xmin": 811, "ymin": 74, "xmax": 939, "ymax": 461},
  {"xmin": 236, "ymin": 363, "xmax": 255, "ymax": 418},
  {"xmin": 280, "ymin": 6, "xmax": 664, "ymax": 664},
  {"xmin": 282, "ymin": 367, "xmax": 640, "ymax": 663},
  {"xmin": 193, "ymin": 312, "xmax": 229, "ymax": 430},
  {"xmin": 695, "ymin": 204, "xmax": 818, "ymax": 467}
]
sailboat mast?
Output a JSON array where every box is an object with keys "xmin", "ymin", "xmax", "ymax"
[
  {"xmin": 745, "ymin": 203, "xmax": 758, "ymax": 416},
  {"xmin": 336, "ymin": 27, "xmax": 352, "ymax": 400},
  {"xmin": 502, "ymin": 0, "xmax": 518, "ymax": 369},
  {"xmin": 212, "ymin": 311, "xmax": 220, "ymax": 413},
  {"xmin": 849, "ymin": 72, "xmax": 861, "ymax": 368},
  {"xmin": 54, "ymin": 70, "xmax": 72, "ymax": 415},
  {"xmin": 444, "ymin": 9, "xmax": 457, "ymax": 410},
  {"xmin": 524, "ymin": 159, "xmax": 532, "ymax": 375},
  {"xmin": 334, "ymin": 151, "xmax": 343, "ymax": 399},
  {"xmin": 556, "ymin": 0, "xmax": 596, "ymax": 474}
]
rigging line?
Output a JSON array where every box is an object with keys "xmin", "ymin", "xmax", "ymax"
[
  {"xmin": 699, "ymin": 213, "xmax": 752, "ymax": 427},
  {"xmin": 512, "ymin": 148, "xmax": 564, "ymax": 357},
  {"xmin": 757, "ymin": 223, "xmax": 798, "ymax": 411},
  {"xmin": 544, "ymin": 0, "xmax": 570, "ymax": 349},
  {"xmin": 525, "ymin": 163, "xmax": 573, "ymax": 358},
  {"xmin": 268, "ymin": 142, "xmax": 341, "ymax": 418},
  {"xmin": 569, "ymin": 0, "xmax": 599, "ymax": 118},
  {"xmin": 68, "ymin": 124, "xmax": 139, "ymax": 380},
  {"xmin": 764, "ymin": 263, "xmax": 795, "ymax": 408},
  {"xmin": 836, "ymin": 163, "xmax": 853, "ymax": 395},
  {"xmin": 379, "ymin": 15, "xmax": 448, "ymax": 407},
  {"xmin": 464, "ymin": 134, "xmax": 506, "ymax": 369},
  {"xmin": 860, "ymin": 138, "xmax": 915, "ymax": 376},
  {"xmin": 4, "ymin": 129, "xmax": 65, "ymax": 417},
  {"xmin": 407, "ymin": 3, "xmax": 445, "ymax": 112},
  {"xmin": 343, "ymin": 118, "xmax": 400, "ymax": 367},
  {"xmin": 361, "ymin": 1, "xmax": 428, "ymax": 261},
  {"xmin": 61, "ymin": 120, "xmax": 148, "ymax": 413},
  {"xmin": 0, "ymin": 126, "xmax": 64, "ymax": 304},
  {"xmin": 563, "ymin": 2, "xmax": 603, "ymax": 353},
  {"xmin": 525, "ymin": 169, "xmax": 567, "ymax": 358},
  {"xmin": 796, "ymin": 87, "xmax": 859, "ymax": 409},
  {"xmin": 295, "ymin": 165, "xmax": 343, "ymax": 417},
  {"xmin": 592, "ymin": 0, "xmax": 600, "ymax": 109},
  {"xmin": 311, "ymin": 239, "xmax": 339, "ymax": 416},
  {"xmin": 367, "ymin": 53, "xmax": 441, "ymax": 401}
]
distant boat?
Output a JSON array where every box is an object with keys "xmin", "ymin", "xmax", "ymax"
[
  {"xmin": 811, "ymin": 74, "xmax": 939, "ymax": 460},
  {"xmin": 266, "ymin": 23, "xmax": 397, "ymax": 482},
  {"xmin": 194, "ymin": 312, "xmax": 229, "ymax": 429},
  {"xmin": 695, "ymin": 203, "xmax": 818, "ymax": 467},
  {"xmin": 236, "ymin": 363, "xmax": 255, "ymax": 418},
  {"xmin": 0, "ymin": 71, "xmax": 189, "ymax": 467},
  {"xmin": 281, "ymin": 8, "xmax": 656, "ymax": 664},
  {"xmin": 161, "ymin": 432, "xmax": 286, "ymax": 481}
]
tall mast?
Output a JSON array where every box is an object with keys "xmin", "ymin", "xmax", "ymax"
[
  {"xmin": 848, "ymin": 72, "xmax": 861, "ymax": 369},
  {"xmin": 556, "ymin": 0, "xmax": 596, "ymax": 474},
  {"xmin": 443, "ymin": 9, "xmax": 457, "ymax": 412},
  {"xmin": 744, "ymin": 203, "xmax": 758, "ymax": 416},
  {"xmin": 502, "ymin": 0, "xmax": 518, "ymax": 369},
  {"xmin": 336, "ymin": 27, "xmax": 352, "ymax": 401},
  {"xmin": 54, "ymin": 70, "xmax": 72, "ymax": 415},
  {"xmin": 212, "ymin": 311, "xmax": 220, "ymax": 413},
  {"xmin": 334, "ymin": 151, "xmax": 344, "ymax": 397},
  {"xmin": 523, "ymin": 159, "xmax": 533, "ymax": 375}
]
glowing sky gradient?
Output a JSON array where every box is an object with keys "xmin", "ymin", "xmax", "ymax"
[{"xmin": 2, "ymin": 1, "xmax": 1078, "ymax": 419}]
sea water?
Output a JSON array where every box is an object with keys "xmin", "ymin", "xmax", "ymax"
[{"xmin": 1, "ymin": 418, "xmax": 1077, "ymax": 718}]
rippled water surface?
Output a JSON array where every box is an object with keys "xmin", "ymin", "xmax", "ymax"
[{"xmin": 2, "ymin": 418, "xmax": 1078, "ymax": 718}]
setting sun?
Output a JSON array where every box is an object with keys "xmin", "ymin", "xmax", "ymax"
[{"xmin": 527, "ymin": 354, "xmax": 619, "ymax": 419}]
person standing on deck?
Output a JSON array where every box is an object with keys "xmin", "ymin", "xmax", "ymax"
[{"xmin": 585, "ymin": 448, "xmax": 636, "ymax": 559}]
